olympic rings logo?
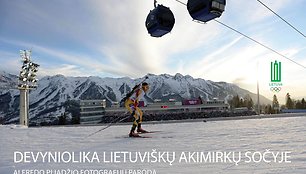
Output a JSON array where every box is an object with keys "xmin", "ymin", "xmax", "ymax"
[{"xmin": 270, "ymin": 87, "xmax": 281, "ymax": 92}]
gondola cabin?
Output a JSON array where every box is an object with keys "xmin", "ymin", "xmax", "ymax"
[
  {"xmin": 187, "ymin": 0, "xmax": 226, "ymax": 22},
  {"xmin": 145, "ymin": 4, "xmax": 175, "ymax": 37}
]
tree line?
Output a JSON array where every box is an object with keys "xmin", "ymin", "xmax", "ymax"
[
  {"xmin": 284, "ymin": 93, "xmax": 306, "ymax": 109},
  {"xmin": 58, "ymin": 100, "xmax": 80, "ymax": 125},
  {"xmin": 228, "ymin": 93, "xmax": 306, "ymax": 114},
  {"xmin": 228, "ymin": 94, "xmax": 254, "ymax": 110}
]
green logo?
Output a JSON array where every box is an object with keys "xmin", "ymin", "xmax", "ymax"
[
  {"xmin": 271, "ymin": 60, "xmax": 281, "ymax": 82},
  {"xmin": 269, "ymin": 60, "xmax": 283, "ymax": 93}
]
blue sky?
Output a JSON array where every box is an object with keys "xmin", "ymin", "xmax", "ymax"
[{"xmin": 0, "ymin": 0, "xmax": 305, "ymax": 103}]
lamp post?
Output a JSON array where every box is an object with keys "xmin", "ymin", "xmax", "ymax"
[{"xmin": 18, "ymin": 50, "xmax": 39, "ymax": 126}]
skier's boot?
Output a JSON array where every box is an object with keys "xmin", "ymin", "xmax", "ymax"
[
  {"xmin": 137, "ymin": 123, "xmax": 149, "ymax": 133},
  {"xmin": 129, "ymin": 130, "xmax": 140, "ymax": 137},
  {"xmin": 129, "ymin": 125, "xmax": 140, "ymax": 137}
]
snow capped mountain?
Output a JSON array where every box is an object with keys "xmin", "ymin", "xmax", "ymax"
[
  {"xmin": 0, "ymin": 71, "xmax": 270, "ymax": 123},
  {"xmin": 0, "ymin": 72, "xmax": 19, "ymax": 118},
  {"xmin": 0, "ymin": 71, "xmax": 18, "ymax": 91}
]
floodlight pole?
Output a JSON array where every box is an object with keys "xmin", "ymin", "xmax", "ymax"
[
  {"xmin": 18, "ymin": 50, "xmax": 39, "ymax": 127},
  {"xmin": 19, "ymin": 88, "xmax": 29, "ymax": 126}
]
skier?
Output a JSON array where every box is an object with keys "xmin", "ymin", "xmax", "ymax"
[{"xmin": 124, "ymin": 82, "xmax": 150, "ymax": 137}]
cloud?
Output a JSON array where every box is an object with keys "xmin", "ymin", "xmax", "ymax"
[
  {"xmin": 0, "ymin": 39, "xmax": 132, "ymax": 77},
  {"xmin": 88, "ymin": 0, "xmax": 225, "ymax": 77},
  {"xmin": 225, "ymin": 0, "xmax": 293, "ymax": 25},
  {"xmin": 39, "ymin": 64, "xmax": 90, "ymax": 77},
  {"xmin": 0, "ymin": 0, "xmax": 305, "ymax": 100},
  {"xmin": 232, "ymin": 77, "xmax": 247, "ymax": 85},
  {"xmin": 0, "ymin": 50, "xmax": 21, "ymax": 75},
  {"xmin": 186, "ymin": 36, "xmax": 243, "ymax": 76},
  {"xmin": 1, "ymin": 0, "xmax": 296, "ymax": 79}
]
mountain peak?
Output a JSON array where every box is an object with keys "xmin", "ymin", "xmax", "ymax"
[
  {"xmin": 174, "ymin": 73, "xmax": 184, "ymax": 78},
  {"xmin": 0, "ymin": 71, "xmax": 271, "ymax": 123},
  {"xmin": 159, "ymin": 74, "xmax": 172, "ymax": 79}
]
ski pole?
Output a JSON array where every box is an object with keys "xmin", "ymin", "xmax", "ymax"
[
  {"xmin": 86, "ymin": 76, "xmax": 149, "ymax": 138},
  {"xmin": 85, "ymin": 114, "xmax": 132, "ymax": 138}
]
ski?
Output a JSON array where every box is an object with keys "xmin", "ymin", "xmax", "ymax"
[
  {"xmin": 127, "ymin": 135, "xmax": 152, "ymax": 138},
  {"xmin": 137, "ymin": 130, "xmax": 162, "ymax": 134},
  {"xmin": 85, "ymin": 115, "xmax": 132, "ymax": 138},
  {"xmin": 86, "ymin": 75, "xmax": 149, "ymax": 138}
]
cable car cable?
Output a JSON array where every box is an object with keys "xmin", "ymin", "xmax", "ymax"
[
  {"xmin": 213, "ymin": 19, "xmax": 306, "ymax": 69},
  {"xmin": 256, "ymin": 0, "xmax": 306, "ymax": 39},
  {"xmin": 174, "ymin": 0, "xmax": 187, "ymax": 6},
  {"xmin": 173, "ymin": 0, "xmax": 306, "ymax": 70}
]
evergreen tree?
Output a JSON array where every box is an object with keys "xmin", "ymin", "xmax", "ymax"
[
  {"xmin": 272, "ymin": 95, "xmax": 279, "ymax": 113},
  {"xmin": 64, "ymin": 100, "xmax": 80, "ymax": 124},
  {"xmin": 244, "ymin": 94, "xmax": 254, "ymax": 109},
  {"xmin": 229, "ymin": 94, "xmax": 255, "ymax": 109},
  {"xmin": 239, "ymin": 98, "xmax": 244, "ymax": 107},
  {"xmin": 234, "ymin": 95, "xmax": 241, "ymax": 108},
  {"xmin": 301, "ymin": 98, "xmax": 306, "ymax": 109},
  {"xmin": 295, "ymin": 100, "xmax": 303, "ymax": 109},
  {"xmin": 285, "ymin": 93, "xmax": 294, "ymax": 109},
  {"xmin": 0, "ymin": 116, "xmax": 4, "ymax": 124},
  {"xmin": 264, "ymin": 104, "xmax": 273, "ymax": 114},
  {"xmin": 229, "ymin": 95, "xmax": 240, "ymax": 109},
  {"xmin": 264, "ymin": 105, "xmax": 268, "ymax": 114},
  {"xmin": 280, "ymin": 105, "xmax": 286, "ymax": 110},
  {"xmin": 58, "ymin": 113, "xmax": 67, "ymax": 125}
]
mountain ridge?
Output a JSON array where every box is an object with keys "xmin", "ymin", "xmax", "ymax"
[{"xmin": 0, "ymin": 71, "xmax": 270, "ymax": 123}]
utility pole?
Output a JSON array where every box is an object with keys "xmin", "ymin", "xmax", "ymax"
[{"xmin": 18, "ymin": 50, "xmax": 39, "ymax": 126}]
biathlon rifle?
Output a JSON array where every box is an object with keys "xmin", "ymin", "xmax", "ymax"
[
  {"xmin": 85, "ymin": 76, "xmax": 149, "ymax": 138},
  {"xmin": 120, "ymin": 76, "xmax": 149, "ymax": 103}
]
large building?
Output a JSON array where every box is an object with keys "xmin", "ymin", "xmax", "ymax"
[
  {"xmin": 105, "ymin": 98, "xmax": 229, "ymax": 114},
  {"xmin": 83, "ymin": 98, "xmax": 229, "ymax": 124},
  {"xmin": 79, "ymin": 99, "xmax": 106, "ymax": 124}
]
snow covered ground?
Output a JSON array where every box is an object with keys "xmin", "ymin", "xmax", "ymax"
[{"xmin": 1, "ymin": 116, "xmax": 306, "ymax": 174}]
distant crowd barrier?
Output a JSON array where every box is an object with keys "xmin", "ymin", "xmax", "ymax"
[{"xmin": 102, "ymin": 110, "xmax": 257, "ymax": 123}]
